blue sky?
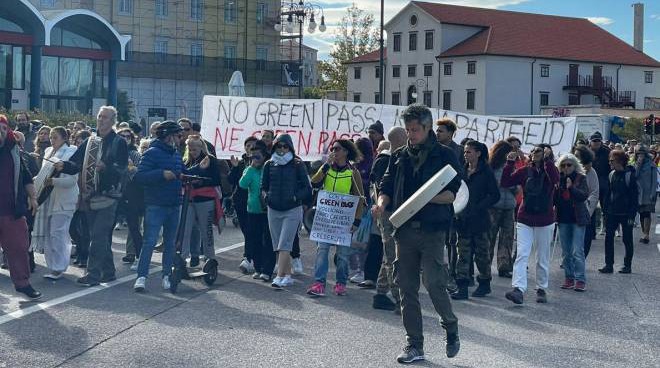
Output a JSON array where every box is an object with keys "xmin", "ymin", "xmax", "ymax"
[{"xmin": 304, "ymin": 0, "xmax": 660, "ymax": 61}]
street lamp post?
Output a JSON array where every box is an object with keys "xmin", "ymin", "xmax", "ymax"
[{"xmin": 275, "ymin": 1, "xmax": 326, "ymax": 98}]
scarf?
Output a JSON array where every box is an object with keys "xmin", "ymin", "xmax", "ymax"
[
  {"xmin": 407, "ymin": 130, "xmax": 437, "ymax": 175},
  {"xmin": 271, "ymin": 152, "xmax": 293, "ymax": 166}
]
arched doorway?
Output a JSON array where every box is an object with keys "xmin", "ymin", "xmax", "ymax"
[{"xmin": 407, "ymin": 85, "xmax": 417, "ymax": 105}]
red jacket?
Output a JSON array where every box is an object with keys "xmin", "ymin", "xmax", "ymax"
[{"xmin": 501, "ymin": 158, "xmax": 560, "ymax": 227}]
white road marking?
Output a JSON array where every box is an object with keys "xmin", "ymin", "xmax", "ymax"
[
  {"xmin": 655, "ymin": 224, "xmax": 660, "ymax": 235},
  {"xmin": 0, "ymin": 242, "xmax": 244, "ymax": 326}
]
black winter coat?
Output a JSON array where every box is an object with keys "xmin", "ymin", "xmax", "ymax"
[
  {"xmin": 261, "ymin": 158, "xmax": 312, "ymax": 211},
  {"xmin": 455, "ymin": 162, "xmax": 500, "ymax": 234}
]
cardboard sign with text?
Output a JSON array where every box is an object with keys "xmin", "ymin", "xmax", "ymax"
[
  {"xmin": 201, "ymin": 95, "xmax": 578, "ymax": 160},
  {"xmin": 309, "ymin": 191, "xmax": 359, "ymax": 247}
]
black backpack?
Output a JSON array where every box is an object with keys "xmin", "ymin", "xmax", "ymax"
[{"xmin": 523, "ymin": 167, "xmax": 550, "ymax": 214}]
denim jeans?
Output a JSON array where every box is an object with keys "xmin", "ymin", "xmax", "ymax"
[
  {"xmin": 558, "ymin": 223, "xmax": 586, "ymax": 282},
  {"xmin": 313, "ymin": 242, "xmax": 351, "ymax": 285},
  {"xmin": 137, "ymin": 205, "xmax": 180, "ymax": 278}
]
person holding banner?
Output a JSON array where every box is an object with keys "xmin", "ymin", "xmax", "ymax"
[
  {"xmin": 239, "ymin": 140, "xmax": 275, "ymax": 282},
  {"xmin": 261, "ymin": 134, "xmax": 312, "ymax": 289},
  {"xmin": 373, "ymin": 104, "xmax": 461, "ymax": 363},
  {"xmin": 306, "ymin": 139, "xmax": 365, "ymax": 297}
]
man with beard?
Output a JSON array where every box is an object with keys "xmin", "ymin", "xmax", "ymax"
[{"xmin": 14, "ymin": 112, "xmax": 36, "ymax": 154}]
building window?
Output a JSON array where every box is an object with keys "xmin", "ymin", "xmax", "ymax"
[
  {"xmin": 257, "ymin": 2, "xmax": 268, "ymax": 24},
  {"xmin": 540, "ymin": 92, "xmax": 549, "ymax": 106},
  {"xmin": 156, "ymin": 0, "xmax": 168, "ymax": 17},
  {"xmin": 119, "ymin": 0, "xmax": 133, "ymax": 14},
  {"xmin": 353, "ymin": 93, "xmax": 361, "ymax": 103},
  {"xmin": 392, "ymin": 65, "xmax": 400, "ymax": 78},
  {"xmin": 354, "ymin": 67, "xmax": 362, "ymax": 79},
  {"xmin": 392, "ymin": 92, "xmax": 400, "ymax": 105},
  {"xmin": 256, "ymin": 47, "xmax": 268, "ymax": 71},
  {"xmin": 466, "ymin": 89, "xmax": 475, "ymax": 110},
  {"xmin": 569, "ymin": 93, "xmax": 580, "ymax": 105},
  {"xmin": 443, "ymin": 62, "xmax": 452, "ymax": 76},
  {"xmin": 191, "ymin": 0, "xmax": 203, "ymax": 20},
  {"xmin": 442, "ymin": 90, "xmax": 451, "ymax": 110},
  {"xmin": 425, "ymin": 31, "xmax": 433, "ymax": 50},
  {"xmin": 375, "ymin": 66, "xmax": 380, "ymax": 79},
  {"xmin": 375, "ymin": 92, "xmax": 381, "ymax": 104},
  {"xmin": 645, "ymin": 71, "xmax": 653, "ymax": 84},
  {"xmin": 540, "ymin": 64, "xmax": 550, "ymax": 78},
  {"xmin": 467, "ymin": 61, "xmax": 476, "ymax": 75},
  {"xmin": 408, "ymin": 65, "xmax": 416, "ymax": 78},
  {"xmin": 423, "ymin": 91, "xmax": 432, "ymax": 107},
  {"xmin": 154, "ymin": 39, "xmax": 168, "ymax": 62},
  {"xmin": 224, "ymin": 45, "xmax": 236, "ymax": 69},
  {"xmin": 423, "ymin": 64, "xmax": 433, "ymax": 77},
  {"xmin": 409, "ymin": 32, "xmax": 417, "ymax": 51},
  {"xmin": 393, "ymin": 34, "xmax": 401, "ymax": 52},
  {"xmin": 191, "ymin": 42, "xmax": 203, "ymax": 66},
  {"xmin": 41, "ymin": 0, "xmax": 56, "ymax": 7},
  {"xmin": 224, "ymin": 0, "xmax": 236, "ymax": 22}
]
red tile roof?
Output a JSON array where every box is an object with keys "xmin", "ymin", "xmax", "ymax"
[
  {"xmin": 348, "ymin": 48, "xmax": 386, "ymax": 64},
  {"xmin": 410, "ymin": 1, "xmax": 660, "ymax": 67}
]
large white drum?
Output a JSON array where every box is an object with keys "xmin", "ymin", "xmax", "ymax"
[
  {"xmin": 453, "ymin": 180, "xmax": 469, "ymax": 214},
  {"xmin": 389, "ymin": 165, "xmax": 457, "ymax": 228}
]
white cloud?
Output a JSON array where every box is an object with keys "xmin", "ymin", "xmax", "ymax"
[
  {"xmin": 651, "ymin": 14, "xmax": 660, "ymax": 20},
  {"xmin": 586, "ymin": 17, "xmax": 614, "ymax": 26}
]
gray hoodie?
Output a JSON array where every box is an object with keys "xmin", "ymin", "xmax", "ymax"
[{"xmin": 492, "ymin": 166, "xmax": 517, "ymax": 210}]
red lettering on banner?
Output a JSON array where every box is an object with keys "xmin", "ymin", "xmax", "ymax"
[
  {"xmin": 228, "ymin": 127, "xmax": 243, "ymax": 152},
  {"xmin": 298, "ymin": 131, "xmax": 312, "ymax": 155},
  {"xmin": 215, "ymin": 127, "xmax": 243, "ymax": 152}
]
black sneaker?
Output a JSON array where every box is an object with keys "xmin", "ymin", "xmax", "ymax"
[
  {"xmin": 189, "ymin": 256, "xmax": 200, "ymax": 268},
  {"xmin": 536, "ymin": 289, "xmax": 548, "ymax": 303},
  {"xmin": 373, "ymin": 294, "xmax": 397, "ymax": 311},
  {"xmin": 16, "ymin": 285, "xmax": 42, "ymax": 300},
  {"xmin": 618, "ymin": 266, "xmax": 631, "ymax": 274},
  {"xmin": 77, "ymin": 276, "xmax": 100, "ymax": 287},
  {"xmin": 505, "ymin": 287, "xmax": 524, "ymax": 305},
  {"xmin": 396, "ymin": 345, "xmax": 425, "ymax": 364},
  {"xmin": 122, "ymin": 255, "xmax": 135, "ymax": 264},
  {"xmin": 498, "ymin": 270, "xmax": 512, "ymax": 278},
  {"xmin": 598, "ymin": 266, "xmax": 613, "ymax": 274},
  {"xmin": 446, "ymin": 332, "xmax": 460, "ymax": 358}
]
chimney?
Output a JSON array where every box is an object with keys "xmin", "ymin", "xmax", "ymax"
[{"xmin": 633, "ymin": 3, "xmax": 644, "ymax": 52}]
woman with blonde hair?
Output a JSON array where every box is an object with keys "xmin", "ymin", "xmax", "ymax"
[
  {"xmin": 32, "ymin": 125, "xmax": 51, "ymax": 168},
  {"xmin": 554, "ymin": 154, "xmax": 590, "ymax": 292}
]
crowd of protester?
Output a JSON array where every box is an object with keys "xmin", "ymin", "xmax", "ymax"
[{"xmin": 1, "ymin": 104, "xmax": 658, "ymax": 365}]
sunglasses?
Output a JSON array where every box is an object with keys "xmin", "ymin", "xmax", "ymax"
[
  {"xmin": 560, "ymin": 163, "xmax": 573, "ymax": 168},
  {"xmin": 330, "ymin": 146, "xmax": 343, "ymax": 152},
  {"xmin": 531, "ymin": 149, "xmax": 543, "ymax": 154},
  {"xmin": 183, "ymin": 128, "xmax": 192, "ymax": 132},
  {"xmin": 119, "ymin": 134, "xmax": 132, "ymax": 139},
  {"xmin": 274, "ymin": 144, "xmax": 289, "ymax": 150}
]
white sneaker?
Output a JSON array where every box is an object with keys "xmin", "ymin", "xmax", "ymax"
[
  {"xmin": 43, "ymin": 271, "xmax": 63, "ymax": 280},
  {"xmin": 279, "ymin": 275, "xmax": 294, "ymax": 287},
  {"xmin": 162, "ymin": 275, "xmax": 171, "ymax": 290},
  {"xmin": 130, "ymin": 260, "xmax": 139, "ymax": 271},
  {"xmin": 134, "ymin": 277, "xmax": 146, "ymax": 292},
  {"xmin": 271, "ymin": 276, "xmax": 283, "ymax": 288},
  {"xmin": 239, "ymin": 258, "xmax": 254, "ymax": 274},
  {"xmin": 350, "ymin": 271, "xmax": 365, "ymax": 284},
  {"xmin": 292, "ymin": 258, "xmax": 304, "ymax": 275}
]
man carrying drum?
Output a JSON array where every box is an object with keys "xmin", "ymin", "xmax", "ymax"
[
  {"xmin": 372, "ymin": 104, "xmax": 461, "ymax": 364},
  {"xmin": 55, "ymin": 106, "xmax": 128, "ymax": 287}
]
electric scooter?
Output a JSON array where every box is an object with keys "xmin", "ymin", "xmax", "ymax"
[{"xmin": 169, "ymin": 174, "xmax": 219, "ymax": 293}]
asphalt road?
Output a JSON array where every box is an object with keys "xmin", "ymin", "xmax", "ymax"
[{"xmin": 1, "ymin": 219, "xmax": 659, "ymax": 368}]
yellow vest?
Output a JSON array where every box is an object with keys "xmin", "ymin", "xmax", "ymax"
[{"xmin": 323, "ymin": 167, "xmax": 353, "ymax": 194}]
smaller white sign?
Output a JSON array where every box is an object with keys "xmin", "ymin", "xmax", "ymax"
[{"xmin": 309, "ymin": 190, "xmax": 360, "ymax": 247}]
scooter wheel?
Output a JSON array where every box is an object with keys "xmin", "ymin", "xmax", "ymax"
[
  {"xmin": 203, "ymin": 259, "xmax": 219, "ymax": 286},
  {"xmin": 170, "ymin": 255, "xmax": 186, "ymax": 293}
]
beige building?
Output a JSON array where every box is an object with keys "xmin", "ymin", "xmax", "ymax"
[{"xmin": 30, "ymin": 0, "xmax": 283, "ymax": 122}]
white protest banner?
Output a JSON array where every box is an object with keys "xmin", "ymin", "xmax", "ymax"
[
  {"xmin": 201, "ymin": 95, "xmax": 578, "ymax": 160},
  {"xmin": 309, "ymin": 190, "xmax": 359, "ymax": 247}
]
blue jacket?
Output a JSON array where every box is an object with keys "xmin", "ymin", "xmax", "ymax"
[{"xmin": 135, "ymin": 139, "xmax": 184, "ymax": 207}]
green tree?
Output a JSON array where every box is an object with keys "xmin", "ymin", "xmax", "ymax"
[
  {"xmin": 303, "ymin": 86, "xmax": 326, "ymax": 99},
  {"xmin": 318, "ymin": 4, "xmax": 380, "ymax": 93},
  {"xmin": 117, "ymin": 90, "xmax": 135, "ymax": 123},
  {"xmin": 611, "ymin": 117, "xmax": 646, "ymax": 143}
]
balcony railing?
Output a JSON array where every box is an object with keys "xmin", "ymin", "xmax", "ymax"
[
  {"xmin": 564, "ymin": 74, "xmax": 613, "ymax": 90},
  {"xmin": 117, "ymin": 52, "xmax": 286, "ymax": 86}
]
